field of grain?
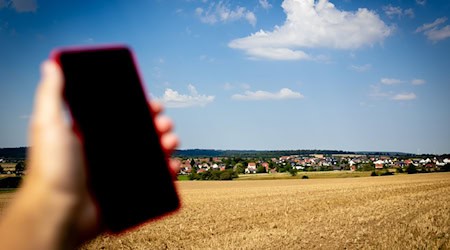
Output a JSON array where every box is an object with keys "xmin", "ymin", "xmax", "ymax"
[
  {"xmin": 82, "ymin": 173, "xmax": 450, "ymax": 249},
  {"xmin": 2, "ymin": 173, "xmax": 450, "ymax": 249}
]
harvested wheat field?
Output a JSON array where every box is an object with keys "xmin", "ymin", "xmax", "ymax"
[
  {"xmin": 1, "ymin": 173, "xmax": 450, "ymax": 249},
  {"xmin": 79, "ymin": 172, "xmax": 450, "ymax": 249}
]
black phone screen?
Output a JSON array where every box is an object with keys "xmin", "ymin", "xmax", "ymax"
[{"xmin": 57, "ymin": 46, "xmax": 179, "ymax": 233}]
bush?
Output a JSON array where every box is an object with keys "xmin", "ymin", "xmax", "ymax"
[
  {"xmin": 188, "ymin": 169, "xmax": 238, "ymax": 181},
  {"xmin": 371, "ymin": 171, "xmax": 378, "ymax": 176},
  {"xmin": 440, "ymin": 163, "xmax": 450, "ymax": 172},
  {"xmin": 288, "ymin": 168, "xmax": 298, "ymax": 176},
  {"xmin": 219, "ymin": 171, "xmax": 232, "ymax": 180},
  {"xmin": 301, "ymin": 175, "xmax": 309, "ymax": 179},
  {"xmin": 406, "ymin": 164, "xmax": 417, "ymax": 174}
]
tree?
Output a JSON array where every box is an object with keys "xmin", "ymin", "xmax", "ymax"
[
  {"xmin": 288, "ymin": 168, "xmax": 298, "ymax": 176},
  {"xmin": 360, "ymin": 162, "xmax": 374, "ymax": 171},
  {"xmin": 235, "ymin": 163, "xmax": 245, "ymax": 174},
  {"xmin": 406, "ymin": 164, "xmax": 417, "ymax": 174},
  {"xmin": 15, "ymin": 162, "xmax": 25, "ymax": 172},
  {"xmin": 190, "ymin": 159, "xmax": 196, "ymax": 167},
  {"xmin": 441, "ymin": 163, "xmax": 450, "ymax": 172},
  {"xmin": 219, "ymin": 171, "xmax": 232, "ymax": 180},
  {"xmin": 256, "ymin": 166, "xmax": 266, "ymax": 173}
]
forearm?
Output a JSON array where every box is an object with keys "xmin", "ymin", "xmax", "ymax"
[{"xmin": 0, "ymin": 179, "xmax": 79, "ymax": 250}]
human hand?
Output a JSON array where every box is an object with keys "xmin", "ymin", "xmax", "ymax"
[{"xmin": 0, "ymin": 61, "xmax": 180, "ymax": 249}]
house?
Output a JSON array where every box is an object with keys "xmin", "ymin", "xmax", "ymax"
[
  {"xmin": 374, "ymin": 160, "xmax": 384, "ymax": 169},
  {"xmin": 245, "ymin": 162, "xmax": 257, "ymax": 174},
  {"xmin": 262, "ymin": 162, "xmax": 270, "ymax": 172},
  {"xmin": 312, "ymin": 154, "xmax": 324, "ymax": 159}
]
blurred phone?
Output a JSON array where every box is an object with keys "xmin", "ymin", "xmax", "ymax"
[{"xmin": 51, "ymin": 45, "xmax": 179, "ymax": 233}]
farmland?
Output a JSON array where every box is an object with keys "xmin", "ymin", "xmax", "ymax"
[{"xmin": 2, "ymin": 172, "xmax": 450, "ymax": 249}]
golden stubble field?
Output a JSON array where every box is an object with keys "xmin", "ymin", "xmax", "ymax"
[
  {"xmin": 81, "ymin": 172, "xmax": 450, "ymax": 249},
  {"xmin": 2, "ymin": 173, "xmax": 450, "ymax": 249}
]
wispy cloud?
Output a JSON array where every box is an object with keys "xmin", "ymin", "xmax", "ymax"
[
  {"xmin": 0, "ymin": 0, "xmax": 37, "ymax": 12},
  {"xmin": 370, "ymin": 85, "xmax": 417, "ymax": 101},
  {"xmin": 416, "ymin": 0, "xmax": 426, "ymax": 6},
  {"xmin": 383, "ymin": 5, "xmax": 414, "ymax": 19},
  {"xmin": 195, "ymin": 2, "xmax": 256, "ymax": 26},
  {"xmin": 259, "ymin": 0, "xmax": 272, "ymax": 10},
  {"xmin": 232, "ymin": 88, "xmax": 304, "ymax": 101},
  {"xmin": 381, "ymin": 78, "xmax": 405, "ymax": 85},
  {"xmin": 349, "ymin": 64, "xmax": 372, "ymax": 72},
  {"xmin": 229, "ymin": 0, "xmax": 392, "ymax": 61},
  {"xmin": 392, "ymin": 92, "xmax": 416, "ymax": 101},
  {"xmin": 411, "ymin": 78, "xmax": 426, "ymax": 85},
  {"xmin": 155, "ymin": 84, "xmax": 215, "ymax": 108},
  {"xmin": 415, "ymin": 17, "xmax": 450, "ymax": 42}
]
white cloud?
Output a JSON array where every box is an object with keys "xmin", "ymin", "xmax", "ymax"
[
  {"xmin": 411, "ymin": 79, "xmax": 426, "ymax": 85},
  {"xmin": 392, "ymin": 92, "xmax": 416, "ymax": 101},
  {"xmin": 229, "ymin": 0, "xmax": 392, "ymax": 61},
  {"xmin": 349, "ymin": 64, "xmax": 371, "ymax": 72},
  {"xmin": 155, "ymin": 84, "xmax": 215, "ymax": 108},
  {"xmin": 370, "ymin": 85, "xmax": 417, "ymax": 102},
  {"xmin": 245, "ymin": 12, "xmax": 257, "ymax": 27},
  {"xmin": 383, "ymin": 5, "xmax": 414, "ymax": 19},
  {"xmin": 246, "ymin": 47, "xmax": 311, "ymax": 60},
  {"xmin": 416, "ymin": 0, "xmax": 426, "ymax": 6},
  {"xmin": 259, "ymin": 0, "xmax": 272, "ymax": 10},
  {"xmin": 425, "ymin": 25, "xmax": 450, "ymax": 42},
  {"xmin": 415, "ymin": 17, "xmax": 450, "ymax": 42},
  {"xmin": 232, "ymin": 88, "xmax": 304, "ymax": 101},
  {"xmin": 383, "ymin": 5, "xmax": 402, "ymax": 19},
  {"xmin": 195, "ymin": 2, "xmax": 257, "ymax": 26},
  {"xmin": 415, "ymin": 17, "xmax": 447, "ymax": 33},
  {"xmin": 381, "ymin": 78, "xmax": 405, "ymax": 85}
]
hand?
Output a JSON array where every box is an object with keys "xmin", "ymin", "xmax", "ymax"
[{"xmin": 0, "ymin": 61, "xmax": 180, "ymax": 249}]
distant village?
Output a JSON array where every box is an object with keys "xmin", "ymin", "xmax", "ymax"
[
  {"xmin": 1, "ymin": 153, "xmax": 450, "ymax": 177},
  {"xmin": 176, "ymin": 154, "xmax": 450, "ymax": 175}
]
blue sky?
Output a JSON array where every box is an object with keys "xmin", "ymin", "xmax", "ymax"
[{"xmin": 0, "ymin": 0, "xmax": 449, "ymax": 154}]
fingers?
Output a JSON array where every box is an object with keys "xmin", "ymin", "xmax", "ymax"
[
  {"xmin": 169, "ymin": 158, "xmax": 181, "ymax": 179},
  {"xmin": 155, "ymin": 116, "xmax": 173, "ymax": 135},
  {"xmin": 161, "ymin": 133, "xmax": 179, "ymax": 155},
  {"xmin": 32, "ymin": 61, "xmax": 65, "ymax": 127},
  {"xmin": 149, "ymin": 101, "xmax": 163, "ymax": 116}
]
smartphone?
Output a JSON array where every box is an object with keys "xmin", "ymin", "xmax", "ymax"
[{"xmin": 51, "ymin": 45, "xmax": 180, "ymax": 233}]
